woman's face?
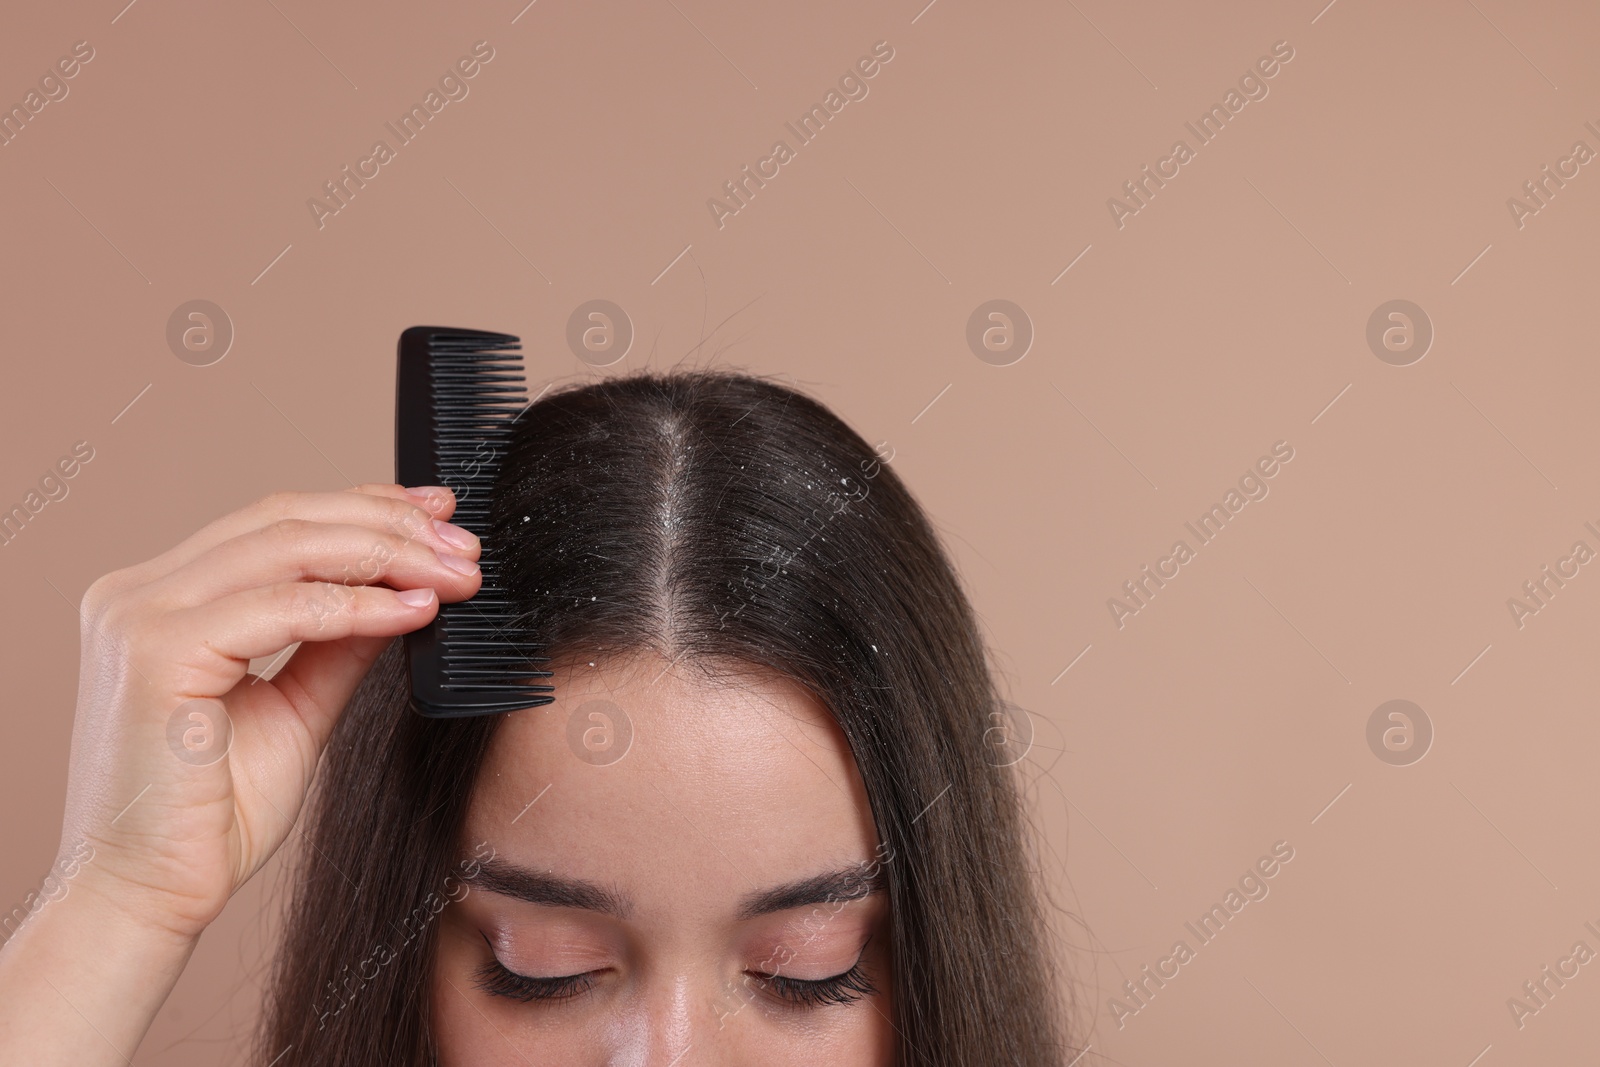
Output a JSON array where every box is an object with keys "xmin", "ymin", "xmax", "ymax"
[{"xmin": 430, "ymin": 652, "xmax": 896, "ymax": 1065}]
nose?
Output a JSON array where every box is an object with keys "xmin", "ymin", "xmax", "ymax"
[{"xmin": 609, "ymin": 973, "xmax": 750, "ymax": 1067}]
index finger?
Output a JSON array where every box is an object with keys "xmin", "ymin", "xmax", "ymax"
[{"xmin": 119, "ymin": 484, "xmax": 468, "ymax": 590}]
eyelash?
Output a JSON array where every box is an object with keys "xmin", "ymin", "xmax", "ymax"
[
  {"xmin": 474, "ymin": 946, "xmax": 878, "ymax": 1010},
  {"xmin": 752, "ymin": 957, "xmax": 878, "ymax": 1009},
  {"xmin": 474, "ymin": 958, "xmax": 597, "ymax": 1003}
]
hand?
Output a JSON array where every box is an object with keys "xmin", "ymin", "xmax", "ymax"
[{"xmin": 57, "ymin": 483, "xmax": 482, "ymax": 942}]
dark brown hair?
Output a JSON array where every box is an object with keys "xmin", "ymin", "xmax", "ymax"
[{"xmin": 254, "ymin": 367, "xmax": 1076, "ymax": 1065}]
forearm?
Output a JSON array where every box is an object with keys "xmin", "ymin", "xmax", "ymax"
[{"xmin": 0, "ymin": 879, "xmax": 199, "ymax": 1065}]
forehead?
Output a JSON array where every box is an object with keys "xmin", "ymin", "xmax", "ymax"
[{"xmin": 465, "ymin": 653, "xmax": 879, "ymax": 903}]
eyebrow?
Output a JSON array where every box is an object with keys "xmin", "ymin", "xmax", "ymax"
[
  {"xmin": 734, "ymin": 863, "xmax": 888, "ymax": 922},
  {"xmin": 468, "ymin": 859, "xmax": 634, "ymax": 918},
  {"xmin": 467, "ymin": 857, "xmax": 888, "ymax": 922}
]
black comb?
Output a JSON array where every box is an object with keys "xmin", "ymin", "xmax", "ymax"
[{"xmin": 395, "ymin": 325, "xmax": 554, "ymax": 717}]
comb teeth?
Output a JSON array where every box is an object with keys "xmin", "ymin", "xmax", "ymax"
[{"xmin": 396, "ymin": 326, "xmax": 554, "ymax": 718}]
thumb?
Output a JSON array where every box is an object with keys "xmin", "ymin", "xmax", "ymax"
[{"xmin": 265, "ymin": 634, "xmax": 397, "ymax": 751}]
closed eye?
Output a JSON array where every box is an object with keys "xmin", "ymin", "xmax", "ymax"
[
  {"xmin": 473, "ymin": 934, "xmax": 599, "ymax": 1004},
  {"xmin": 749, "ymin": 937, "xmax": 877, "ymax": 1010},
  {"xmin": 474, "ymin": 955, "xmax": 599, "ymax": 1003}
]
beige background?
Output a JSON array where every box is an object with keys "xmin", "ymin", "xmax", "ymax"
[{"xmin": 3, "ymin": 0, "xmax": 1599, "ymax": 1062}]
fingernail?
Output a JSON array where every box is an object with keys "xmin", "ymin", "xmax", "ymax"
[
  {"xmin": 397, "ymin": 588, "xmax": 436, "ymax": 607},
  {"xmin": 437, "ymin": 549, "xmax": 479, "ymax": 576},
  {"xmin": 432, "ymin": 519, "xmax": 477, "ymax": 549},
  {"xmin": 404, "ymin": 486, "xmax": 450, "ymax": 505}
]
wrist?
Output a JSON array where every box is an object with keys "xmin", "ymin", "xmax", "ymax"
[
  {"xmin": 0, "ymin": 869, "xmax": 200, "ymax": 1064},
  {"xmin": 56, "ymin": 871, "xmax": 208, "ymax": 954}
]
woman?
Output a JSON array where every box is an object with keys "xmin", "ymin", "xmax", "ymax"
[{"xmin": 0, "ymin": 368, "xmax": 1074, "ymax": 1064}]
